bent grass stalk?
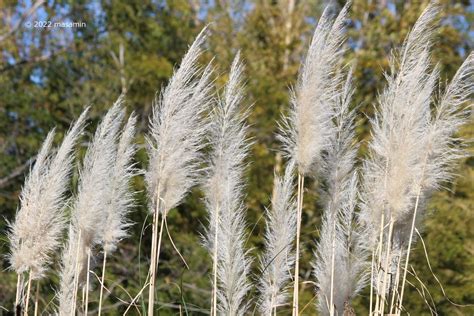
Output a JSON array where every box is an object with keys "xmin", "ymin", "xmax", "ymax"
[
  {"xmin": 98, "ymin": 251, "xmax": 107, "ymax": 315},
  {"xmin": 389, "ymin": 253, "xmax": 402, "ymax": 314},
  {"xmin": 396, "ymin": 185, "xmax": 423, "ymax": 315}
]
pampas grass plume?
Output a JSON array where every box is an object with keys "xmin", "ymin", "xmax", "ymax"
[
  {"xmin": 145, "ymin": 27, "xmax": 213, "ymax": 215},
  {"xmin": 204, "ymin": 53, "xmax": 252, "ymax": 315},
  {"xmin": 9, "ymin": 107, "xmax": 89, "ymax": 279},
  {"xmin": 258, "ymin": 161, "xmax": 297, "ymax": 315},
  {"xmin": 278, "ymin": 2, "xmax": 350, "ymax": 176}
]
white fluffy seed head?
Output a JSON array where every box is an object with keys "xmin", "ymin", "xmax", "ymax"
[
  {"xmin": 8, "ymin": 108, "xmax": 88, "ymax": 279},
  {"xmin": 421, "ymin": 52, "xmax": 474, "ymax": 194},
  {"xmin": 58, "ymin": 224, "xmax": 84, "ymax": 315},
  {"xmin": 101, "ymin": 113, "xmax": 138, "ymax": 253},
  {"xmin": 72, "ymin": 97, "xmax": 125, "ymax": 249},
  {"xmin": 258, "ymin": 161, "xmax": 297, "ymax": 315},
  {"xmin": 278, "ymin": 2, "xmax": 350, "ymax": 176},
  {"xmin": 314, "ymin": 173, "xmax": 368, "ymax": 315},
  {"xmin": 204, "ymin": 53, "xmax": 252, "ymax": 315},
  {"xmin": 146, "ymin": 27, "xmax": 213, "ymax": 216},
  {"xmin": 359, "ymin": 3, "xmax": 472, "ymax": 297},
  {"xmin": 58, "ymin": 97, "xmax": 126, "ymax": 301},
  {"xmin": 313, "ymin": 69, "xmax": 369, "ymax": 315},
  {"xmin": 360, "ymin": 3, "xmax": 440, "ymax": 244}
]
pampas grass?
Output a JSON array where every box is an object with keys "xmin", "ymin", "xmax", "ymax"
[
  {"xmin": 145, "ymin": 27, "xmax": 213, "ymax": 314},
  {"xmin": 359, "ymin": 3, "xmax": 439, "ymax": 314},
  {"xmin": 278, "ymin": 3, "xmax": 350, "ymax": 314},
  {"xmin": 360, "ymin": 3, "xmax": 439, "ymax": 239},
  {"xmin": 99, "ymin": 113, "xmax": 138, "ymax": 253},
  {"xmin": 396, "ymin": 51, "xmax": 473, "ymax": 315},
  {"xmin": 3, "ymin": 3, "xmax": 473, "ymax": 315},
  {"xmin": 8, "ymin": 107, "xmax": 88, "ymax": 312},
  {"xmin": 258, "ymin": 161, "xmax": 296, "ymax": 315},
  {"xmin": 359, "ymin": 2, "xmax": 473, "ymax": 314},
  {"xmin": 313, "ymin": 70, "xmax": 368, "ymax": 316},
  {"xmin": 203, "ymin": 53, "xmax": 252, "ymax": 316},
  {"xmin": 314, "ymin": 172, "xmax": 368, "ymax": 316},
  {"xmin": 97, "ymin": 113, "xmax": 138, "ymax": 315},
  {"xmin": 58, "ymin": 98, "xmax": 125, "ymax": 315},
  {"xmin": 58, "ymin": 224, "xmax": 82, "ymax": 316}
]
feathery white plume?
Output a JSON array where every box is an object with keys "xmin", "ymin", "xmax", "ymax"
[
  {"xmin": 58, "ymin": 225, "xmax": 83, "ymax": 316},
  {"xmin": 146, "ymin": 27, "xmax": 213, "ymax": 215},
  {"xmin": 314, "ymin": 173, "xmax": 368, "ymax": 315},
  {"xmin": 278, "ymin": 2, "xmax": 350, "ymax": 176},
  {"xmin": 58, "ymin": 98, "xmax": 125, "ymax": 313},
  {"xmin": 360, "ymin": 3, "xmax": 440, "ymax": 241},
  {"xmin": 72, "ymin": 97, "xmax": 125, "ymax": 249},
  {"xmin": 204, "ymin": 53, "xmax": 252, "ymax": 315},
  {"xmin": 392, "ymin": 52, "xmax": 474, "ymax": 252},
  {"xmin": 393, "ymin": 51, "xmax": 474, "ymax": 306},
  {"xmin": 313, "ymin": 71, "xmax": 368, "ymax": 315},
  {"xmin": 421, "ymin": 52, "xmax": 474, "ymax": 194},
  {"xmin": 258, "ymin": 161, "xmax": 297, "ymax": 315},
  {"xmin": 358, "ymin": 4, "xmax": 473, "ymax": 304},
  {"xmin": 8, "ymin": 108, "xmax": 88, "ymax": 279},
  {"xmin": 100, "ymin": 113, "xmax": 138, "ymax": 253}
]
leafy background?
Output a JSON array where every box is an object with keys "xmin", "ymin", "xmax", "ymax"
[{"xmin": 0, "ymin": 0, "xmax": 472, "ymax": 314}]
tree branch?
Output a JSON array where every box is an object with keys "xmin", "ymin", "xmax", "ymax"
[
  {"xmin": 0, "ymin": 157, "xmax": 34, "ymax": 189},
  {"xmin": 0, "ymin": 0, "xmax": 45, "ymax": 43}
]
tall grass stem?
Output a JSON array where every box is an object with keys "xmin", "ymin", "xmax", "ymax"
[
  {"xmin": 24, "ymin": 272, "xmax": 32, "ymax": 316},
  {"xmin": 98, "ymin": 251, "xmax": 107, "ymax": 316},
  {"xmin": 211, "ymin": 204, "xmax": 219, "ymax": 316},
  {"xmin": 34, "ymin": 281, "xmax": 39, "ymax": 316},
  {"xmin": 84, "ymin": 249, "xmax": 91, "ymax": 315},
  {"xmin": 396, "ymin": 186, "xmax": 422, "ymax": 315},
  {"xmin": 292, "ymin": 173, "xmax": 304, "ymax": 316}
]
